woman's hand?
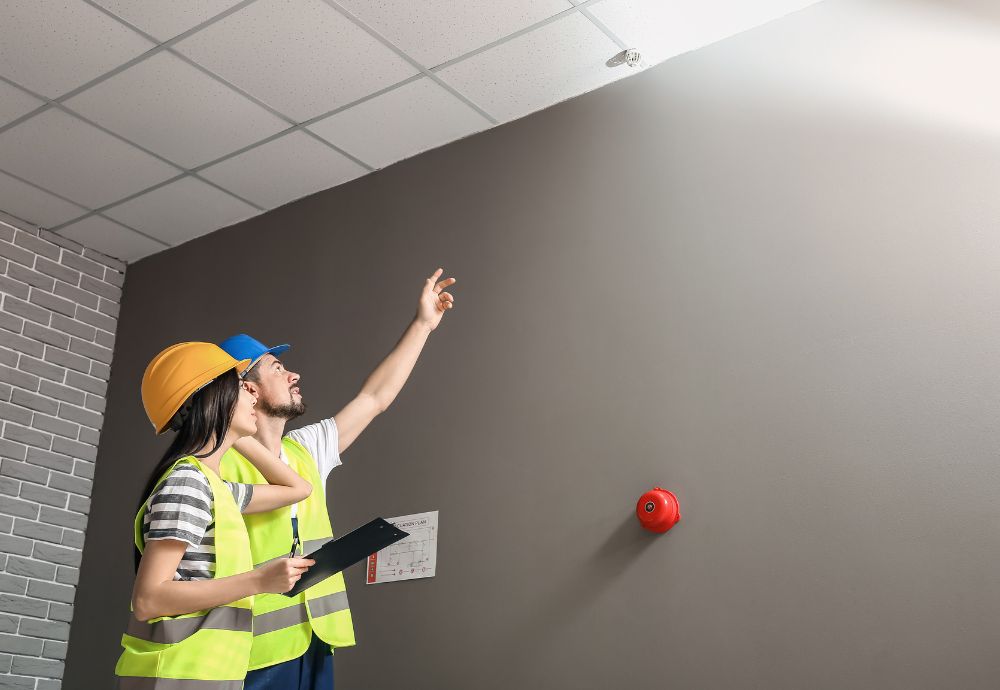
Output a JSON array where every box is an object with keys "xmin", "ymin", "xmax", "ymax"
[
  {"xmin": 233, "ymin": 436, "xmax": 313, "ymax": 513},
  {"xmin": 255, "ymin": 557, "xmax": 315, "ymax": 594}
]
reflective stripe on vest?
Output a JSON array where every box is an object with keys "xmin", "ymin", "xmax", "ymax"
[
  {"xmin": 252, "ymin": 592, "xmax": 350, "ymax": 636},
  {"xmin": 116, "ymin": 457, "xmax": 254, "ymax": 686},
  {"xmin": 126, "ymin": 607, "xmax": 253, "ymax": 644},
  {"xmin": 308, "ymin": 591, "xmax": 350, "ymax": 619},
  {"xmin": 221, "ymin": 438, "xmax": 355, "ymax": 670},
  {"xmin": 119, "ymin": 678, "xmax": 245, "ymax": 690}
]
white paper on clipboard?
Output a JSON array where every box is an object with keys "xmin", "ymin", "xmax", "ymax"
[{"xmin": 366, "ymin": 511, "xmax": 437, "ymax": 584}]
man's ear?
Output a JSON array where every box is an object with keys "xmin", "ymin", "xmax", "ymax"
[{"xmin": 243, "ymin": 379, "xmax": 262, "ymax": 398}]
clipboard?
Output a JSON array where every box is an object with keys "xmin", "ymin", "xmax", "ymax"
[{"xmin": 283, "ymin": 517, "xmax": 409, "ymax": 597}]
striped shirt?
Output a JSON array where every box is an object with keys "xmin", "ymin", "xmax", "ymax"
[
  {"xmin": 140, "ymin": 420, "xmax": 342, "ymax": 581},
  {"xmin": 141, "ymin": 463, "xmax": 254, "ymax": 581}
]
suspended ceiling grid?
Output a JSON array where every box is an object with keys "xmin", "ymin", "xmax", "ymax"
[{"xmin": 0, "ymin": 0, "xmax": 820, "ymax": 261}]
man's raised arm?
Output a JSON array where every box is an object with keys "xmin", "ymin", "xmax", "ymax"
[{"xmin": 334, "ymin": 268, "xmax": 456, "ymax": 453}]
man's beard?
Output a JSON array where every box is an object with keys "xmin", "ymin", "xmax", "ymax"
[{"xmin": 258, "ymin": 396, "xmax": 306, "ymax": 420}]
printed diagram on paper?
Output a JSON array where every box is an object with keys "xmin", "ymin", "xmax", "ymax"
[{"xmin": 366, "ymin": 511, "xmax": 438, "ymax": 584}]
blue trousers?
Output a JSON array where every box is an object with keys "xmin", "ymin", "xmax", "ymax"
[{"xmin": 242, "ymin": 634, "xmax": 333, "ymax": 690}]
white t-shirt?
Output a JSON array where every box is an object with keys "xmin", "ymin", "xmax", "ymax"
[{"xmin": 283, "ymin": 417, "xmax": 342, "ymax": 518}]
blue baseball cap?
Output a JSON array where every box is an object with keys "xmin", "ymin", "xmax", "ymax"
[{"xmin": 218, "ymin": 334, "xmax": 290, "ymax": 376}]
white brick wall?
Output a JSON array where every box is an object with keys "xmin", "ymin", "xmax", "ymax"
[{"xmin": 0, "ymin": 218, "xmax": 122, "ymax": 690}]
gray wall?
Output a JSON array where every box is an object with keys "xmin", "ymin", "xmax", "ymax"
[
  {"xmin": 65, "ymin": 30, "xmax": 1000, "ymax": 690},
  {"xmin": 0, "ymin": 218, "xmax": 123, "ymax": 690}
]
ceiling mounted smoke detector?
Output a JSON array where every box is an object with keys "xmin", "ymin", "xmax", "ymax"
[{"xmin": 606, "ymin": 48, "xmax": 643, "ymax": 68}]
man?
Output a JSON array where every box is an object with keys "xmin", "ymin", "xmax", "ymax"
[{"xmin": 219, "ymin": 268, "xmax": 456, "ymax": 689}]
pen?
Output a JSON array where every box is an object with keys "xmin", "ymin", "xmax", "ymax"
[{"xmin": 288, "ymin": 536, "xmax": 300, "ymax": 559}]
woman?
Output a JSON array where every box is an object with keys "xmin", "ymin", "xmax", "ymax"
[{"xmin": 116, "ymin": 342, "xmax": 316, "ymax": 689}]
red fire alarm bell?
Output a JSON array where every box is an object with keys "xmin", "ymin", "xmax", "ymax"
[{"xmin": 636, "ymin": 487, "xmax": 681, "ymax": 533}]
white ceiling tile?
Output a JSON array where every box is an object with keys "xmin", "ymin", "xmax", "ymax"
[
  {"xmin": 58, "ymin": 215, "xmax": 164, "ymax": 262},
  {"xmin": 437, "ymin": 13, "xmax": 622, "ymax": 123},
  {"xmin": 199, "ymin": 131, "xmax": 367, "ymax": 209},
  {"xmin": 89, "ymin": 0, "xmax": 246, "ymax": 42},
  {"xmin": 65, "ymin": 52, "xmax": 289, "ymax": 169},
  {"xmin": 588, "ymin": 0, "xmax": 823, "ymax": 65},
  {"xmin": 0, "ymin": 0, "xmax": 154, "ymax": 99},
  {"xmin": 104, "ymin": 177, "xmax": 259, "ymax": 245},
  {"xmin": 0, "ymin": 81, "xmax": 44, "ymax": 129},
  {"xmin": 309, "ymin": 78, "xmax": 491, "ymax": 168},
  {"xmin": 0, "ymin": 109, "xmax": 179, "ymax": 208},
  {"xmin": 335, "ymin": 0, "xmax": 573, "ymax": 68},
  {"xmin": 175, "ymin": 0, "xmax": 419, "ymax": 122},
  {"xmin": 0, "ymin": 170, "xmax": 89, "ymax": 228}
]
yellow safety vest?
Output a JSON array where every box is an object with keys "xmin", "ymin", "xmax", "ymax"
[
  {"xmin": 116, "ymin": 457, "xmax": 254, "ymax": 689},
  {"xmin": 221, "ymin": 437, "xmax": 355, "ymax": 670}
]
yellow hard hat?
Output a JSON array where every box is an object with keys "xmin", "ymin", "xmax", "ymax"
[{"xmin": 141, "ymin": 342, "xmax": 251, "ymax": 434}]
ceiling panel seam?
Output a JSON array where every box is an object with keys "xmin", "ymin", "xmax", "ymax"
[
  {"xmin": 5, "ymin": 0, "xmax": 632, "ymax": 247},
  {"xmin": 0, "ymin": 76, "xmax": 52, "ymax": 138},
  {"xmin": 46, "ymin": 71, "xmax": 433, "ymax": 232},
  {"xmin": 80, "ymin": 0, "xmax": 378, "ymax": 172},
  {"xmin": 184, "ymin": 72, "xmax": 426, "ymax": 172},
  {"xmin": 78, "ymin": 7, "xmax": 377, "ymax": 174},
  {"xmin": 94, "ymin": 217, "xmax": 173, "ymax": 247},
  {"xmin": 0, "ymin": 77, "xmax": 270, "ymax": 226},
  {"xmin": 0, "ymin": 165, "xmax": 90, "ymax": 214},
  {"xmin": 49, "ymin": 172, "xmax": 188, "ymax": 233},
  {"xmin": 319, "ymin": 0, "xmax": 500, "ymax": 126},
  {"xmin": 578, "ymin": 7, "xmax": 628, "ymax": 51},
  {"xmin": 0, "ymin": 164, "xmax": 171, "ymax": 247},
  {"xmin": 163, "ymin": 50, "xmax": 376, "ymax": 171},
  {"xmin": 428, "ymin": 0, "xmax": 610, "ymax": 74},
  {"xmin": 47, "ymin": 0, "xmax": 261, "ymax": 113},
  {"xmin": 50, "ymin": 101, "xmax": 267, "ymax": 212}
]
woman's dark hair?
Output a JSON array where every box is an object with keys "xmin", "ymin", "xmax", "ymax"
[{"xmin": 134, "ymin": 369, "xmax": 242, "ymax": 570}]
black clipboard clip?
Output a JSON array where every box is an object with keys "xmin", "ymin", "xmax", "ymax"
[{"xmin": 283, "ymin": 517, "xmax": 409, "ymax": 597}]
